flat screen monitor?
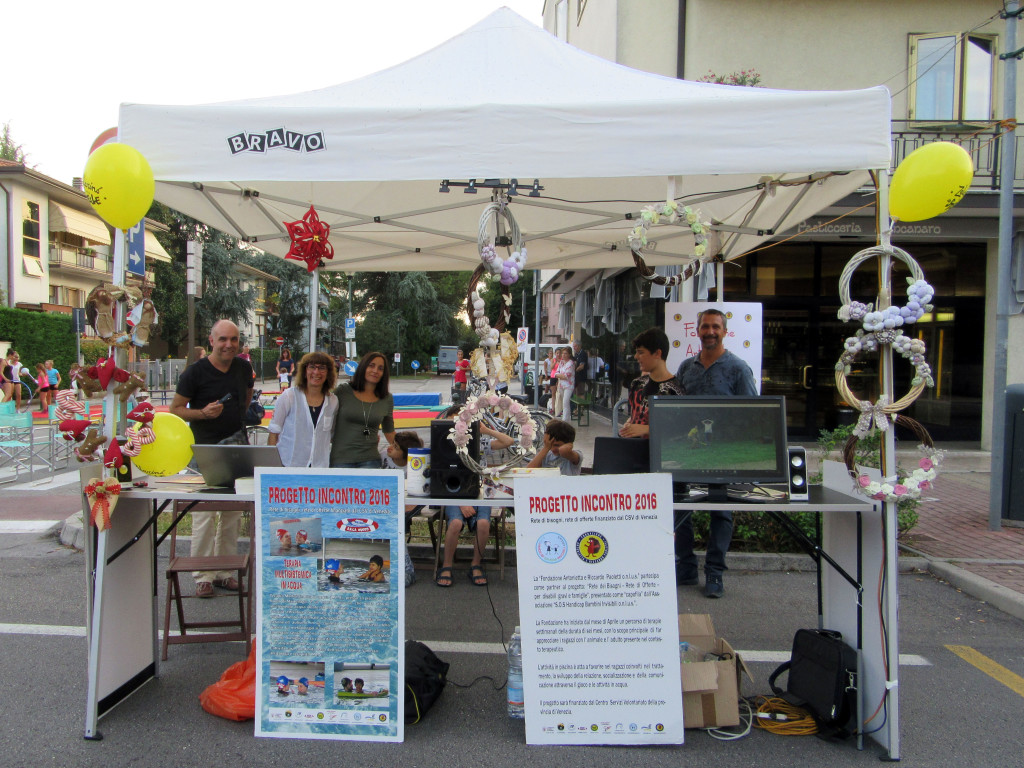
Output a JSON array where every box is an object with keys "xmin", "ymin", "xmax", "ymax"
[{"xmin": 648, "ymin": 395, "xmax": 789, "ymax": 502}]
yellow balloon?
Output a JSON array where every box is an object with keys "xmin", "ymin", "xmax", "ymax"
[
  {"xmin": 82, "ymin": 143, "xmax": 155, "ymax": 230},
  {"xmin": 133, "ymin": 412, "xmax": 193, "ymax": 477},
  {"xmin": 889, "ymin": 141, "xmax": 974, "ymax": 222}
]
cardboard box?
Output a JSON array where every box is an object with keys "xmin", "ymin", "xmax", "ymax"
[{"xmin": 678, "ymin": 614, "xmax": 753, "ymax": 729}]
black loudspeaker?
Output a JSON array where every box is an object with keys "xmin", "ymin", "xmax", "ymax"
[
  {"xmin": 429, "ymin": 420, "xmax": 481, "ymax": 498},
  {"xmin": 787, "ymin": 445, "xmax": 809, "ymax": 501}
]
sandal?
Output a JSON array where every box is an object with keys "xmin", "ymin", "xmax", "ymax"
[
  {"xmin": 469, "ymin": 564, "xmax": 487, "ymax": 587},
  {"xmin": 435, "ymin": 566, "xmax": 453, "ymax": 588}
]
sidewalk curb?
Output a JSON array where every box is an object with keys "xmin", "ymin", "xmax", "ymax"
[
  {"xmin": 926, "ymin": 560, "xmax": 1024, "ymax": 622},
  {"xmin": 60, "ymin": 511, "xmax": 86, "ymax": 551}
]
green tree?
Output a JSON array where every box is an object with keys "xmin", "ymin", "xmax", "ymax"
[
  {"xmin": 151, "ymin": 258, "xmax": 188, "ymax": 352},
  {"xmin": 193, "ymin": 239, "xmax": 256, "ymax": 332},
  {"xmin": 245, "ymin": 251, "xmax": 311, "ymax": 353},
  {"xmin": 352, "ymin": 271, "xmax": 463, "ymax": 366},
  {"xmin": 0, "ymin": 122, "xmax": 28, "ymax": 164}
]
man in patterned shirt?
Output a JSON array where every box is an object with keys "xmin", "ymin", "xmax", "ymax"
[{"xmin": 675, "ymin": 308, "xmax": 757, "ymax": 598}]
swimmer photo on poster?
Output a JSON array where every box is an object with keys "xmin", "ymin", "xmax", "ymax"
[
  {"xmin": 333, "ymin": 662, "xmax": 392, "ymax": 710},
  {"xmin": 269, "ymin": 516, "xmax": 324, "ymax": 556},
  {"xmin": 319, "ymin": 538, "xmax": 392, "ymax": 594},
  {"xmin": 268, "ymin": 660, "xmax": 327, "ymax": 706}
]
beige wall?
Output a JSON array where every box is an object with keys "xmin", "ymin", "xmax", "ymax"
[
  {"xmin": 6, "ymin": 180, "xmax": 50, "ymax": 306},
  {"xmin": 684, "ymin": 0, "xmax": 1010, "ymax": 120},
  {"xmin": 546, "ymin": 0, "xmax": 1017, "ymax": 120}
]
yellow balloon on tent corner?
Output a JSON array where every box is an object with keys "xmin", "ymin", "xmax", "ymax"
[
  {"xmin": 132, "ymin": 412, "xmax": 193, "ymax": 477},
  {"xmin": 82, "ymin": 143, "xmax": 155, "ymax": 230},
  {"xmin": 889, "ymin": 141, "xmax": 974, "ymax": 222}
]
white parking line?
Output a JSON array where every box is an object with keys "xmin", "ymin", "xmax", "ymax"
[
  {"xmin": 2, "ymin": 471, "xmax": 82, "ymax": 491},
  {"xmin": 0, "ymin": 624, "xmax": 933, "ymax": 666},
  {"xmin": 0, "ymin": 521, "xmax": 61, "ymax": 533}
]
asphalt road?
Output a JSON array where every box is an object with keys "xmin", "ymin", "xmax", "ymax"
[{"xmin": 2, "ymin": 527, "xmax": 1023, "ymax": 768}]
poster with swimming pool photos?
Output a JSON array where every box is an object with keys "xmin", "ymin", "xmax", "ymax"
[
  {"xmin": 255, "ymin": 467, "xmax": 404, "ymax": 742},
  {"xmin": 514, "ymin": 473, "xmax": 683, "ymax": 745}
]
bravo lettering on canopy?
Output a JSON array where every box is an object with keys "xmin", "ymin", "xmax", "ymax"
[
  {"xmin": 227, "ymin": 128, "xmax": 326, "ymax": 155},
  {"xmin": 267, "ymin": 486, "xmax": 391, "ymax": 506}
]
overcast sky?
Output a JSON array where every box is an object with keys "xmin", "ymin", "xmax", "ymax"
[{"xmin": 6, "ymin": 1, "xmax": 543, "ymax": 185}]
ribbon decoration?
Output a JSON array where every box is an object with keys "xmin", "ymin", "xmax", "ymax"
[
  {"xmin": 54, "ymin": 389, "xmax": 87, "ymax": 420},
  {"xmin": 84, "ymin": 476, "xmax": 122, "ymax": 531},
  {"xmin": 853, "ymin": 395, "xmax": 891, "ymax": 438},
  {"xmin": 284, "ymin": 205, "xmax": 334, "ymax": 272},
  {"xmin": 121, "ymin": 402, "xmax": 156, "ymax": 457}
]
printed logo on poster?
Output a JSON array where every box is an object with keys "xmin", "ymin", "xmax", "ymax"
[
  {"xmin": 575, "ymin": 531, "xmax": 608, "ymax": 563},
  {"xmin": 337, "ymin": 518, "xmax": 380, "ymax": 533},
  {"xmin": 536, "ymin": 532, "xmax": 568, "ymax": 563}
]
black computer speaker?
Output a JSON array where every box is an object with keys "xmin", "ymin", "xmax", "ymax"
[
  {"xmin": 787, "ymin": 445, "xmax": 809, "ymax": 501},
  {"xmin": 429, "ymin": 420, "xmax": 481, "ymax": 498}
]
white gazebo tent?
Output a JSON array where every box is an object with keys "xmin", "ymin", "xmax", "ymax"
[{"xmin": 118, "ymin": 7, "xmax": 901, "ymax": 757}]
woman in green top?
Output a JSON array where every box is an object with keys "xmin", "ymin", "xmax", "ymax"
[{"xmin": 330, "ymin": 351, "xmax": 396, "ymax": 468}]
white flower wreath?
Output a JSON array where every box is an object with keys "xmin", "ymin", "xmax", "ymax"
[
  {"xmin": 448, "ymin": 391, "xmax": 536, "ymax": 477},
  {"xmin": 628, "ymin": 200, "xmax": 711, "ymax": 256},
  {"xmin": 853, "ymin": 449, "xmax": 943, "ymax": 504}
]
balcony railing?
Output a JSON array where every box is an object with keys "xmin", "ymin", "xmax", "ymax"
[
  {"xmin": 891, "ymin": 121, "xmax": 1023, "ymax": 190},
  {"xmin": 48, "ymin": 244, "xmax": 112, "ymax": 275}
]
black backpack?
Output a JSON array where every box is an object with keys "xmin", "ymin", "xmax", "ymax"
[
  {"xmin": 769, "ymin": 628, "xmax": 858, "ymax": 740},
  {"xmin": 405, "ymin": 640, "xmax": 449, "ymax": 723}
]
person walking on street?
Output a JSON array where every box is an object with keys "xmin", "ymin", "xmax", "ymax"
[
  {"xmin": 572, "ymin": 341, "xmax": 589, "ymax": 406},
  {"xmin": 170, "ymin": 319, "xmax": 254, "ymax": 598},
  {"xmin": 674, "ymin": 308, "xmax": 757, "ymax": 598},
  {"xmin": 276, "ymin": 349, "xmax": 295, "ymax": 388}
]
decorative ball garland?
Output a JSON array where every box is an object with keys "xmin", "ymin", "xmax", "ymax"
[
  {"xmin": 448, "ymin": 392, "xmax": 536, "ymax": 476},
  {"xmin": 450, "ymin": 201, "xmax": 536, "ymax": 476},
  {"xmin": 628, "ymin": 201, "xmax": 713, "ymax": 287},
  {"xmin": 835, "ymin": 245, "xmax": 936, "ymax": 434}
]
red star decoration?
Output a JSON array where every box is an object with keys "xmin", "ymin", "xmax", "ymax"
[{"xmin": 284, "ymin": 205, "xmax": 334, "ymax": 272}]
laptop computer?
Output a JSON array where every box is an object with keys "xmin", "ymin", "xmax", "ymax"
[
  {"xmin": 191, "ymin": 444, "xmax": 283, "ymax": 488},
  {"xmin": 592, "ymin": 436, "xmax": 650, "ymax": 475}
]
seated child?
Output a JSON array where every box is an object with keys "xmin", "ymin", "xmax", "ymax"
[
  {"xmin": 382, "ymin": 431, "xmax": 424, "ymax": 588},
  {"xmin": 359, "ymin": 554, "xmax": 387, "ymax": 582},
  {"xmin": 526, "ymin": 419, "xmax": 583, "ymax": 476}
]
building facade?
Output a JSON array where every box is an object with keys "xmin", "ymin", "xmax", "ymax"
[
  {"xmin": 0, "ymin": 159, "xmax": 170, "ymax": 321},
  {"xmin": 541, "ymin": 0, "xmax": 1023, "ymax": 445}
]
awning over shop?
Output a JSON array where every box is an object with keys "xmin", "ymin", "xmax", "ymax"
[
  {"xmin": 143, "ymin": 230, "xmax": 172, "ymax": 263},
  {"xmin": 48, "ymin": 202, "xmax": 111, "ymax": 244}
]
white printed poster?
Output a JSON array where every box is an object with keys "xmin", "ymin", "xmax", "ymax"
[
  {"xmin": 664, "ymin": 302, "xmax": 763, "ymax": 392},
  {"xmin": 254, "ymin": 468, "xmax": 404, "ymax": 742},
  {"xmin": 514, "ymin": 473, "xmax": 682, "ymax": 745}
]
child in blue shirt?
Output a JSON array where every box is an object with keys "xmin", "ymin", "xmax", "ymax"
[{"xmin": 527, "ymin": 418, "xmax": 583, "ymax": 475}]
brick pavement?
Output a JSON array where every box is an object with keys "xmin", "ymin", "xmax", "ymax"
[{"xmin": 901, "ymin": 469, "xmax": 1024, "ymax": 594}]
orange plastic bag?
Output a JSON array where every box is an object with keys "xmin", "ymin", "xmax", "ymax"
[{"xmin": 199, "ymin": 642, "xmax": 257, "ymax": 721}]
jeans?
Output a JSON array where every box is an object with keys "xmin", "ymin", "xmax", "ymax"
[
  {"xmin": 675, "ymin": 509, "xmax": 734, "ymax": 578},
  {"xmin": 331, "ymin": 460, "xmax": 380, "ymax": 469}
]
